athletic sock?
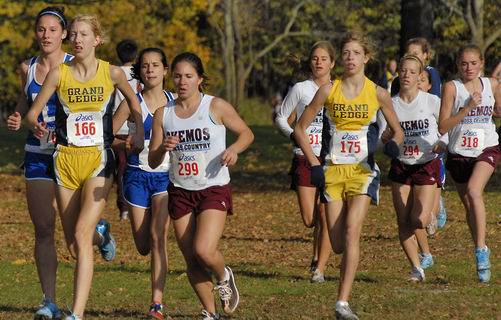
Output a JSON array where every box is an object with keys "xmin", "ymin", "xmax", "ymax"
[{"xmin": 336, "ymin": 300, "xmax": 349, "ymax": 308}]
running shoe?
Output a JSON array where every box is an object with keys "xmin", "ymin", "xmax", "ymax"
[
  {"xmin": 419, "ymin": 253, "xmax": 434, "ymax": 269},
  {"xmin": 120, "ymin": 210, "xmax": 129, "ymax": 221},
  {"xmin": 34, "ymin": 296, "xmax": 61, "ymax": 320},
  {"xmin": 409, "ymin": 266, "xmax": 425, "ymax": 282},
  {"xmin": 475, "ymin": 247, "xmax": 491, "ymax": 283},
  {"xmin": 148, "ymin": 302, "xmax": 164, "ymax": 320},
  {"xmin": 214, "ymin": 266, "xmax": 239, "ymax": 314},
  {"xmin": 311, "ymin": 268, "xmax": 325, "ymax": 283},
  {"xmin": 95, "ymin": 219, "xmax": 116, "ymax": 261},
  {"xmin": 63, "ymin": 314, "xmax": 81, "ymax": 320},
  {"xmin": 201, "ymin": 310, "xmax": 220, "ymax": 320},
  {"xmin": 437, "ymin": 196, "xmax": 447, "ymax": 229},
  {"xmin": 335, "ymin": 302, "xmax": 359, "ymax": 320},
  {"xmin": 426, "ymin": 213, "xmax": 437, "ymax": 236}
]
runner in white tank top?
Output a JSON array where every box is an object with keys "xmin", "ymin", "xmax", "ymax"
[
  {"xmin": 439, "ymin": 44, "xmax": 501, "ymax": 283},
  {"xmin": 274, "ymin": 42, "xmax": 335, "ymax": 281},
  {"xmin": 384, "ymin": 55, "xmax": 447, "ymax": 282},
  {"xmin": 148, "ymin": 52, "xmax": 253, "ymax": 319}
]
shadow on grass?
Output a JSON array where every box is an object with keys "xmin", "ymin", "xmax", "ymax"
[
  {"xmin": 222, "ymin": 235, "xmax": 310, "ymax": 243},
  {"xmin": 0, "ymin": 304, "xmax": 199, "ymax": 319}
]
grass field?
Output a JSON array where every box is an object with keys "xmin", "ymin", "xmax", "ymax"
[{"xmin": 0, "ymin": 122, "xmax": 499, "ymax": 319}]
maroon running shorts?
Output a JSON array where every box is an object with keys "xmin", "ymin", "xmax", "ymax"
[
  {"xmin": 446, "ymin": 145, "xmax": 500, "ymax": 184},
  {"xmin": 168, "ymin": 184, "xmax": 233, "ymax": 220},
  {"xmin": 388, "ymin": 157, "xmax": 442, "ymax": 186}
]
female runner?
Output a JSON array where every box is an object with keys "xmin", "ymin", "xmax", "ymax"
[
  {"xmin": 384, "ymin": 55, "xmax": 446, "ymax": 281},
  {"xmin": 7, "ymin": 7, "xmax": 71, "ymax": 319},
  {"xmin": 294, "ymin": 31, "xmax": 404, "ymax": 319},
  {"xmin": 274, "ymin": 41, "xmax": 334, "ymax": 282},
  {"xmin": 24, "ymin": 14, "xmax": 144, "ymax": 319},
  {"xmin": 113, "ymin": 47, "xmax": 175, "ymax": 319},
  {"xmin": 149, "ymin": 52, "xmax": 253, "ymax": 320},
  {"xmin": 439, "ymin": 44, "xmax": 501, "ymax": 283}
]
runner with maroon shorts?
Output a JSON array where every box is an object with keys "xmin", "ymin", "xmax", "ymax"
[
  {"xmin": 439, "ymin": 44, "xmax": 501, "ymax": 283},
  {"xmin": 275, "ymin": 41, "xmax": 335, "ymax": 282},
  {"xmin": 382, "ymin": 55, "xmax": 447, "ymax": 282},
  {"xmin": 148, "ymin": 52, "xmax": 254, "ymax": 320}
]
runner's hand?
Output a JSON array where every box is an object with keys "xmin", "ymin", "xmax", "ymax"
[
  {"xmin": 383, "ymin": 139, "xmax": 400, "ymax": 158},
  {"xmin": 310, "ymin": 165, "xmax": 325, "ymax": 188},
  {"xmin": 7, "ymin": 112, "xmax": 21, "ymax": 131},
  {"xmin": 130, "ymin": 132, "xmax": 144, "ymax": 154},
  {"xmin": 381, "ymin": 127, "xmax": 393, "ymax": 144},
  {"xmin": 32, "ymin": 122, "xmax": 48, "ymax": 139},
  {"xmin": 221, "ymin": 146, "xmax": 238, "ymax": 166},
  {"xmin": 466, "ymin": 91, "xmax": 481, "ymax": 110},
  {"xmin": 163, "ymin": 135, "xmax": 179, "ymax": 152}
]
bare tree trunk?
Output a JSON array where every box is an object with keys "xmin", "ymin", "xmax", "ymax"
[
  {"xmin": 400, "ymin": 0, "xmax": 434, "ymax": 56},
  {"xmin": 440, "ymin": 0, "xmax": 501, "ymax": 57},
  {"xmin": 224, "ymin": 0, "xmax": 237, "ymax": 105}
]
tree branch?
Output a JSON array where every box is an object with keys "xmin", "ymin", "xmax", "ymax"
[
  {"xmin": 438, "ymin": 0, "xmax": 463, "ymax": 17},
  {"xmin": 484, "ymin": 26, "xmax": 501, "ymax": 50},
  {"xmin": 242, "ymin": 1, "xmax": 305, "ymax": 80}
]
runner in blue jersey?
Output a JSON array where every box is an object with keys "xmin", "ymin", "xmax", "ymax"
[
  {"xmin": 113, "ymin": 47, "xmax": 176, "ymax": 320},
  {"xmin": 7, "ymin": 7, "xmax": 70, "ymax": 319}
]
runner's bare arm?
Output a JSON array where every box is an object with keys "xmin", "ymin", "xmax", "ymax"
[
  {"xmin": 112, "ymin": 99, "xmax": 131, "ymax": 135},
  {"xmin": 294, "ymin": 83, "xmax": 330, "ymax": 166},
  {"xmin": 213, "ymin": 97, "xmax": 254, "ymax": 166},
  {"xmin": 148, "ymin": 107, "xmax": 168, "ymax": 169},
  {"xmin": 23, "ymin": 67, "xmax": 60, "ymax": 137},
  {"xmin": 7, "ymin": 62, "xmax": 30, "ymax": 131},
  {"xmin": 439, "ymin": 81, "xmax": 480, "ymax": 134},
  {"xmin": 111, "ymin": 65, "xmax": 144, "ymax": 153},
  {"xmin": 377, "ymin": 86, "xmax": 404, "ymax": 145}
]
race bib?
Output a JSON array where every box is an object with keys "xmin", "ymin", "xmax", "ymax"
[
  {"xmin": 400, "ymin": 138, "xmax": 422, "ymax": 162},
  {"xmin": 66, "ymin": 112, "xmax": 104, "ymax": 147},
  {"xmin": 39, "ymin": 129, "xmax": 56, "ymax": 150},
  {"xmin": 330, "ymin": 130, "xmax": 368, "ymax": 164},
  {"xmin": 453, "ymin": 128, "xmax": 484, "ymax": 157},
  {"xmin": 308, "ymin": 133, "xmax": 321, "ymax": 147},
  {"xmin": 172, "ymin": 152, "xmax": 207, "ymax": 188}
]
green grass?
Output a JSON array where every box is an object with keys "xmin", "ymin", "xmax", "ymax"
[{"xmin": 0, "ymin": 124, "xmax": 500, "ymax": 319}]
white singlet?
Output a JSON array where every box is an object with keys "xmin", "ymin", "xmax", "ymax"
[
  {"xmin": 392, "ymin": 91, "xmax": 443, "ymax": 165},
  {"xmin": 275, "ymin": 79, "xmax": 324, "ymax": 156},
  {"xmin": 448, "ymin": 77, "xmax": 498, "ymax": 157},
  {"xmin": 162, "ymin": 94, "xmax": 230, "ymax": 190}
]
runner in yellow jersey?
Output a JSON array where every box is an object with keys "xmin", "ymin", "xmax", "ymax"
[
  {"xmin": 295, "ymin": 31, "xmax": 404, "ymax": 320},
  {"xmin": 24, "ymin": 14, "xmax": 144, "ymax": 320}
]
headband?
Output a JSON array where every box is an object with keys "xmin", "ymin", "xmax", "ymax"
[{"xmin": 38, "ymin": 11, "xmax": 66, "ymax": 28}]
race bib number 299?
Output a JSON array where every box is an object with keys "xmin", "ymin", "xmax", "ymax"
[{"xmin": 172, "ymin": 152, "xmax": 207, "ymax": 188}]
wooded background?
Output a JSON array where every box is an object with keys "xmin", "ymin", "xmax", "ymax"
[{"xmin": 0, "ymin": 0, "xmax": 500, "ymax": 115}]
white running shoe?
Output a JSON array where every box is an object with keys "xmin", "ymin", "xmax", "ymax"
[
  {"xmin": 201, "ymin": 310, "xmax": 220, "ymax": 320},
  {"xmin": 335, "ymin": 302, "xmax": 359, "ymax": 320},
  {"xmin": 311, "ymin": 269, "xmax": 325, "ymax": 283},
  {"xmin": 214, "ymin": 266, "xmax": 239, "ymax": 314},
  {"xmin": 409, "ymin": 266, "xmax": 425, "ymax": 282}
]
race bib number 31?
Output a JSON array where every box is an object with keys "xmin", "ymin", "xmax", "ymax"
[
  {"xmin": 330, "ymin": 130, "xmax": 368, "ymax": 164},
  {"xmin": 66, "ymin": 112, "xmax": 104, "ymax": 147}
]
